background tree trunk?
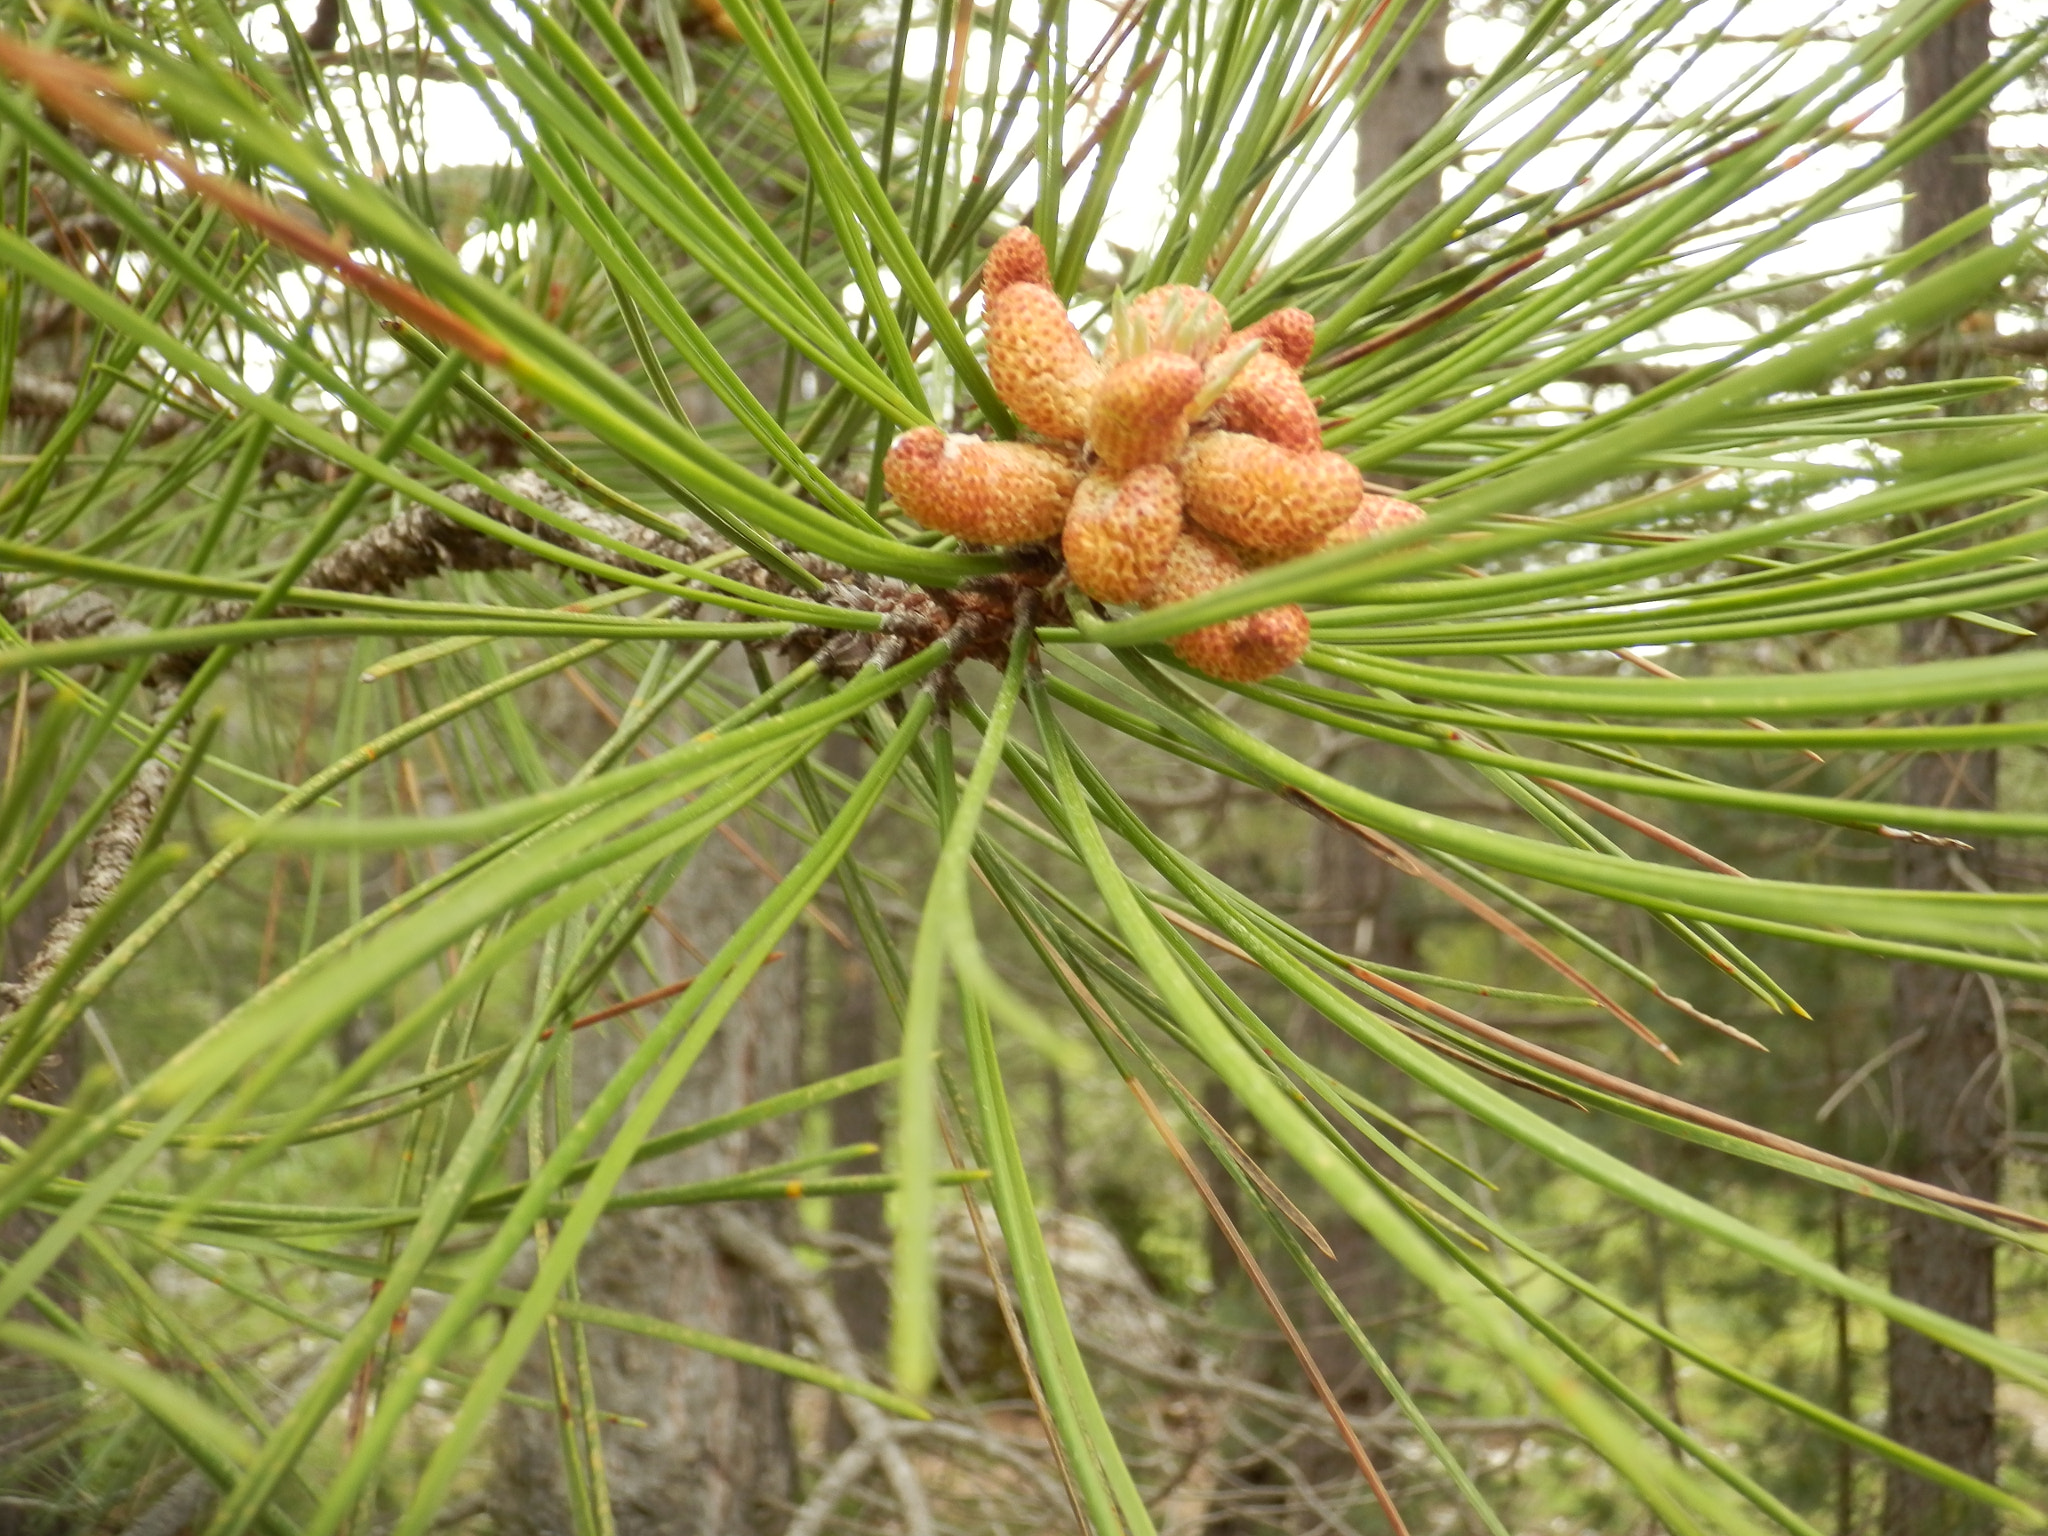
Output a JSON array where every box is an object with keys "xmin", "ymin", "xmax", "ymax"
[
  {"xmin": 492, "ymin": 811, "xmax": 802, "ymax": 1536},
  {"xmin": 819, "ymin": 728, "xmax": 890, "ymax": 1448},
  {"xmin": 1886, "ymin": 9, "xmax": 2003, "ymax": 1534},
  {"xmin": 821, "ymin": 732, "xmax": 889, "ymax": 1361},
  {"xmin": 1286, "ymin": 805, "xmax": 1413, "ymax": 1430},
  {"xmin": 824, "ymin": 941, "xmax": 888, "ymax": 1339},
  {"xmin": 1244, "ymin": 6, "xmax": 1452, "ymax": 1517},
  {"xmin": 1353, "ymin": 0, "xmax": 1451, "ymax": 256},
  {"xmin": 486, "ymin": 286, "xmax": 817, "ymax": 1532},
  {"xmin": 1, "ymin": 817, "xmax": 100, "ymax": 1533}
]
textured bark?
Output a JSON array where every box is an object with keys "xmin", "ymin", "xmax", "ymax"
[
  {"xmin": 1885, "ymin": 10, "xmax": 2002, "ymax": 1534},
  {"xmin": 300, "ymin": 0, "xmax": 342, "ymax": 52},
  {"xmin": 1352, "ymin": 0, "xmax": 1451, "ymax": 257},
  {"xmin": 824, "ymin": 940, "xmax": 889, "ymax": 1355},
  {"xmin": 1228, "ymin": 13, "xmax": 1453, "ymax": 1519},
  {"xmin": 2, "ymin": 676, "xmax": 173, "ymax": 1533},
  {"xmin": 5, "ymin": 371, "xmax": 191, "ymax": 445},
  {"xmin": 0, "ymin": 704, "xmax": 176, "ymax": 1013},
  {"xmin": 1286, "ymin": 820, "xmax": 1408, "ymax": 1425},
  {"xmin": 2, "ymin": 466, "xmax": 998, "ymax": 694},
  {"xmin": 713, "ymin": 1212, "xmax": 932, "ymax": 1536},
  {"xmin": 1886, "ymin": 697, "xmax": 2003, "ymax": 1536},
  {"xmin": 1902, "ymin": 5, "xmax": 1994, "ymax": 254},
  {"xmin": 491, "ymin": 826, "xmax": 802, "ymax": 1536},
  {"xmin": 820, "ymin": 735, "xmax": 891, "ymax": 1369},
  {"xmin": 1287, "ymin": 0, "xmax": 1447, "ymax": 1414},
  {"xmin": 0, "ymin": 873, "xmax": 85, "ymax": 1536},
  {"xmin": 2, "ymin": 369, "xmax": 345, "ymax": 485}
]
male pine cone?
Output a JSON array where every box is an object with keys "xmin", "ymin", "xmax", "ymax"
[{"xmin": 879, "ymin": 228, "xmax": 1423, "ymax": 683}]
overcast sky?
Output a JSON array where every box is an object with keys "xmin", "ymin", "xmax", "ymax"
[{"xmin": 243, "ymin": 0, "xmax": 2048, "ymax": 366}]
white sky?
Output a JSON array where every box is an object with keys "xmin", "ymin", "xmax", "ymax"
[
  {"xmin": 916, "ymin": 1, "xmax": 2041, "ymax": 282},
  {"xmin": 238, "ymin": 0, "xmax": 2048, "ymax": 362}
]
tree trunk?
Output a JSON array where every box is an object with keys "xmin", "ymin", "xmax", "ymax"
[
  {"xmin": 1886, "ymin": 725, "xmax": 2003, "ymax": 1536},
  {"xmin": 0, "ymin": 1082, "xmax": 84, "ymax": 1536},
  {"xmin": 816, "ymin": 736, "xmax": 890, "ymax": 1453},
  {"xmin": 1, "ymin": 806, "xmax": 97, "ymax": 1534},
  {"xmin": 1241, "ymin": 10, "xmax": 1452, "ymax": 1517},
  {"xmin": 1288, "ymin": 813, "xmax": 1412, "ymax": 1420},
  {"xmin": 820, "ymin": 735, "xmax": 890, "ymax": 1368},
  {"xmin": 1353, "ymin": 0, "xmax": 1451, "ymax": 256},
  {"xmin": 492, "ymin": 821, "xmax": 801, "ymax": 1536},
  {"xmin": 824, "ymin": 945, "xmax": 889, "ymax": 1349},
  {"xmin": 487, "ymin": 284, "xmax": 818, "ymax": 1532},
  {"xmin": 1885, "ymin": 10, "xmax": 2002, "ymax": 1535},
  {"xmin": 1903, "ymin": 7, "xmax": 1995, "ymax": 250}
]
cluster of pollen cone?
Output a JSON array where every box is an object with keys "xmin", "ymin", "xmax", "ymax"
[{"xmin": 882, "ymin": 227, "xmax": 1423, "ymax": 683}]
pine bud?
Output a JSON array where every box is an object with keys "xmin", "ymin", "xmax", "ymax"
[
  {"xmin": 1244, "ymin": 490, "xmax": 1427, "ymax": 566},
  {"xmin": 982, "ymin": 225, "xmax": 1052, "ymax": 296},
  {"xmin": 1088, "ymin": 353, "xmax": 1204, "ymax": 475},
  {"xmin": 986, "ymin": 283, "xmax": 1102, "ymax": 443},
  {"xmin": 883, "ymin": 426, "xmax": 1079, "ymax": 546},
  {"xmin": 1144, "ymin": 529, "xmax": 1308, "ymax": 683},
  {"xmin": 1233, "ymin": 308, "xmax": 1316, "ymax": 370},
  {"xmin": 1061, "ymin": 465, "xmax": 1183, "ymax": 604},
  {"xmin": 1102, "ymin": 284, "xmax": 1231, "ymax": 366},
  {"xmin": 1173, "ymin": 603, "xmax": 1311, "ymax": 683},
  {"xmin": 1146, "ymin": 524, "xmax": 1245, "ymax": 604},
  {"xmin": 1325, "ymin": 491, "xmax": 1426, "ymax": 547},
  {"xmin": 1180, "ymin": 431, "xmax": 1362, "ymax": 551},
  {"xmin": 1211, "ymin": 349, "xmax": 1321, "ymax": 453}
]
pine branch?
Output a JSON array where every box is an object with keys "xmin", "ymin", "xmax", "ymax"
[
  {"xmin": 0, "ymin": 468, "xmax": 1052, "ymax": 1022},
  {"xmin": 6, "ymin": 371, "xmax": 194, "ymax": 446},
  {"xmin": 3, "ymin": 370, "xmax": 349, "ymax": 485},
  {"xmin": 0, "ymin": 709, "xmax": 174, "ymax": 1014}
]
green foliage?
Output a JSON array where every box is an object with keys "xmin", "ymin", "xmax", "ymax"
[{"xmin": 2, "ymin": 0, "xmax": 2047, "ymax": 1531}]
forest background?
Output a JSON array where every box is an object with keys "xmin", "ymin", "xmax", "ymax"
[{"xmin": 3, "ymin": 2, "xmax": 2048, "ymax": 1535}]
